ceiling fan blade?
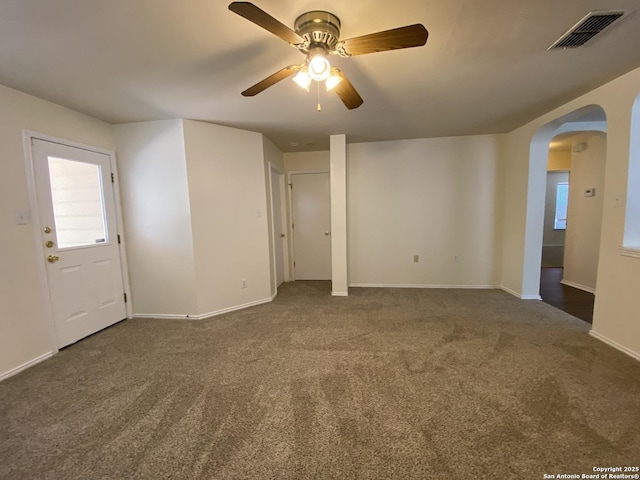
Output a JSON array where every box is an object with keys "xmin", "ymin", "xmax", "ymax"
[
  {"xmin": 333, "ymin": 70, "xmax": 363, "ymax": 110},
  {"xmin": 229, "ymin": 2, "xmax": 304, "ymax": 45},
  {"xmin": 241, "ymin": 65, "xmax": 301, "ymax": 97},
  {"xmin": 338, "ymin": 24, "xmax": 428, "ymax": 56}
]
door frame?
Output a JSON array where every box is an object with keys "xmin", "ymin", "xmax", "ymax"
[
  {"xmin": 22, "ymin": 130, "xmax": 132, "ymax": 352},
  {"xmin": 286, "ymin": 169, "xmax": 330, "ymax": 281},
  {"xmin": 268, "ymin": 163, "xmax": 289, "ymax": 288}
]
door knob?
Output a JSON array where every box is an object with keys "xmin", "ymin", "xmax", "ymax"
[
  {"xmin": 47, "ymin": 255, "xmax": 59, "ymax": 263},
  {"xmin": 325, "ymin": 231, "xmax": 331, "ymax": 236}
]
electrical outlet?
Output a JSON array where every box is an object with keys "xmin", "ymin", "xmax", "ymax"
[
  {"xmin": 241, "ymin": 278, "xmax": 247, "ymax": 289},
  {"xmin": 413, "ymin": 255, "xmax": 419, "ymax": 263}
]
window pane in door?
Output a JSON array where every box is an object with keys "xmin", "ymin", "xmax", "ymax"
[{"xmin": 48, "ymin": 157, "xmax": 108, "ymax": 248}]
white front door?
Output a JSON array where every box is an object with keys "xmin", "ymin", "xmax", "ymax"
[
  {"xmin": 291, "ymin": 172, "xmax": 331, "ymax": 280},
  {"xmin": 32, "ymin": 139, "xmax": 127, "ymax": 348}
]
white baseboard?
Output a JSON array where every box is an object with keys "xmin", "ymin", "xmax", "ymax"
[
  {"xmin": 500, "ymin": 285, "xmax": 542, "ymax": 300},
  {"xmin": 332, "ymin": 291, "xmax": 349, "ymax": 297},
  {"xmin": 560, "ymin": 279, "xmax": 595, "ymax": 294},
  {"xmin": 349, "ymin": 283, "xmax": 500, "ymax": 290},
  {"xmin": 589, "ymin": 330, "xmax": 640, "ymax": 362},
  {"xmin": 133, "ymin": 296, "xmax": 274, "ymax": 320},
  {"xmin": 0, "ymin": 351, "xmax": 56, "ymax": 383},
  {"xmin": 520, "ymin": 294, "xmax": 542, "ymax": 300}
]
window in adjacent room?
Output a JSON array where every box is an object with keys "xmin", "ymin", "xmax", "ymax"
[{"xmin": 554, "ymin": 182, "xmax": 569, "ymax": 230}]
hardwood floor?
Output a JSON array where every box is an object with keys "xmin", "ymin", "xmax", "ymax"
[{"xmin": 539, "ymin": 267, "xmax": 594, "ymax": 324}]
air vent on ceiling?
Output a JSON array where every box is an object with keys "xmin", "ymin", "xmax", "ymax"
[{"xmin": 548, "ymin": 10, "xmax": 628, "ymax": 50}]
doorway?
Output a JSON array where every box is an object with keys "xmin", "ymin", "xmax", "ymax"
[
  {"xmin": 27, "ymin": 135, "xmax": 129, "ymax": 348},
  {"xmin": 270, "ymin": 166, "xmax": 286, "ymax": 288},
  {"xmin": 521, "ymin": 105, "xmax": 606, "ymax": 298},
  {"xmin": 538, "ymin": 129, "xmax": 605, "ymax": 322},
  {"xmin": 289, "ymin": 171, "xmax": 331, "ymax": 280}
]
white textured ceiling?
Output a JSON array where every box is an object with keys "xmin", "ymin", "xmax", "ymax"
[{"xmin": 0, "ymin": 0, "xmax": 638, "ymax": 151}]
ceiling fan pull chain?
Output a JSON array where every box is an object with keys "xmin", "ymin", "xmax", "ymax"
[{"xmin": 317, "ymin": 81, "xmax": 321, "ymax": 112}]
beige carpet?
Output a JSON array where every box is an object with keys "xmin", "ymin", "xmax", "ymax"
[{"xmin": 1, "ymin": 282, "xmax": 639, "ymax": 479}]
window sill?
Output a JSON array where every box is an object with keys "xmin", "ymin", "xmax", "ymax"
[{"xmin": 620, "ymin": 246, "xmax": 640, "ymax": 259}]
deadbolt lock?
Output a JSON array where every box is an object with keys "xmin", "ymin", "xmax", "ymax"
[
  {"xmin": 45, "ymin": 241, "xmax": 55, "ymax": 248},
  {"xmin": 43, "ymin": 226, "xmax": 52, "ymax": 234}
]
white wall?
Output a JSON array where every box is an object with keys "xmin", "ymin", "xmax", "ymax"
[
  {"xmin": 562, "ymin": 133, "xmax": 606, "ymax": 292},
  {"xmin": 183, "ymin": 120, "xmax": 272, "ymax": 314},
  {"xmin": 347, "ymin": 136, "xmax": 503, "ymax": 288},
  {"xmin": 502, "ymin": 67, "xmax": 640, "ymax": 358},
  {"xmin": 548, "ymin": 150, "xmax": 571, "ymax": 171},
  {"xmin": 284, "ymin": 151, "xmax": 329, "ymax": 171},
  {"xmin": 115, "ymin": 119, "xmax": 274, "ymax": 318},
  {"xmin": 0, "ymin": 84, "xmax": 116, "ymax": 378},
  {"xmin": 114, "ymin": 120, "xmax": 198, "ymax": 316},
  {"xmin": 501, "ymin": 127, "xmax": 533, "ymax": 297}
]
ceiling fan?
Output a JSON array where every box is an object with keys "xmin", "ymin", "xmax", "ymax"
[{"xmin": 228, "ymin": 2, "xmax": 429, "ymax": 110}]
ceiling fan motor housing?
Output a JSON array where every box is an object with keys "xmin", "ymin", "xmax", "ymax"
[{"xmin": 294, "ymin": 11, "xmax": 341, "ymax": 53}]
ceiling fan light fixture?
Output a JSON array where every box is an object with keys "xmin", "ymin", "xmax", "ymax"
[
  {"xmin": 308, "ymin": 53, "xmax": 331, "ymax": 81},
  {"xmin": 325, "ymin": 68, "xmax": 343, "ymax": 91},
  {"xmin": 292, "ymin": 67, "xmax": 312, "ymax": 91}
]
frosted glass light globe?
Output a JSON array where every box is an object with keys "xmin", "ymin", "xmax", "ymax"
[{"xmin": 308, "ymin": 55, "xmax": 331, "ymax": 81}]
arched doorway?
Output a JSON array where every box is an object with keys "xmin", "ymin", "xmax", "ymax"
[
  {"xmin": 523, "ymin": 105, "xmax": 607, "ymax": 319},
  {"xmin": 540, "ymin": 128, "xmax": 607, "ymax": 322}
]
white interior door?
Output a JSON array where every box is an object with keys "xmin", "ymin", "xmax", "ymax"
[
  {"xmin": 291, "ymin": 172, "xmax": 331, "ymax": 280},
  {"xmin": 271, "ymin": 168, "xmax": 285, "ymax": 287},
  {"xmin": 32, "ymin": 139, "xmax": 126, "ymax": 348}
]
